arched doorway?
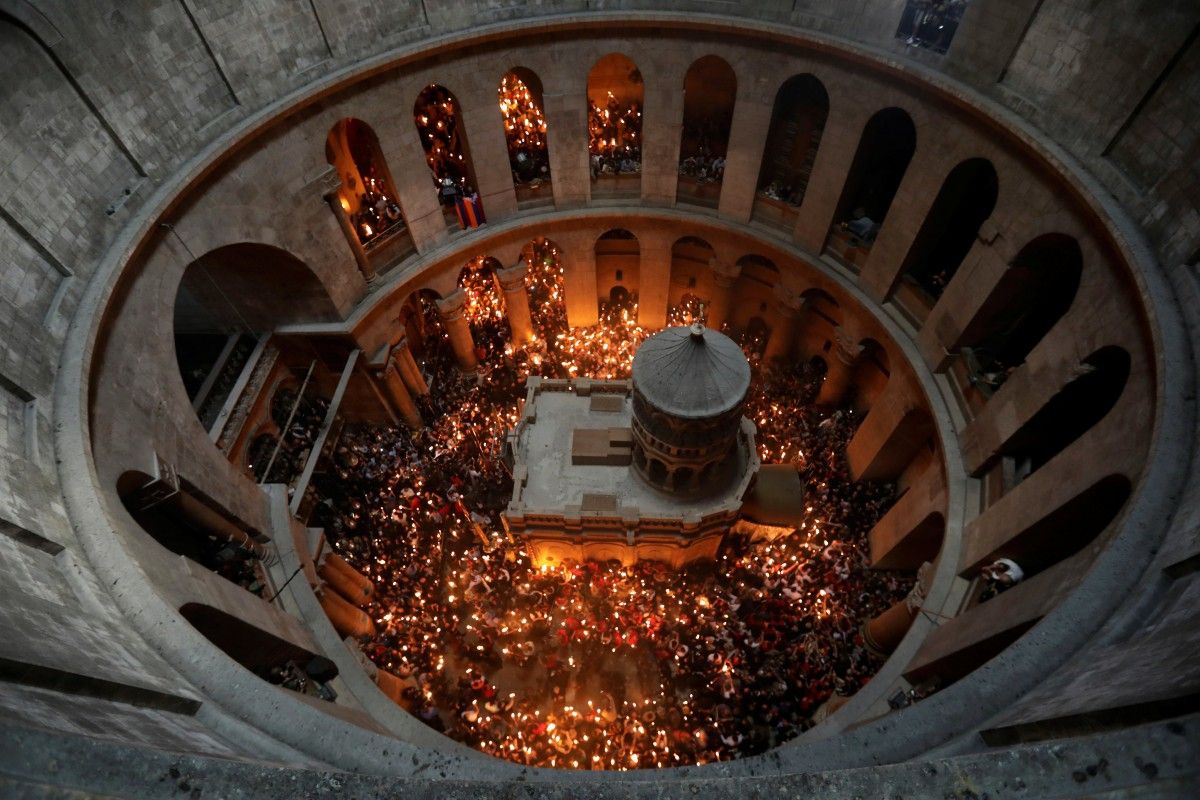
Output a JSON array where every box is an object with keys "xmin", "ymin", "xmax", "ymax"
[
  {"xmin": 588, "ymin": 53, "xmax": 643, "ymax": 198},
  {"xmin": 668, "ymin": 236, "xmax": 715, "ymax": 321},
  {"xmin": 596, "ymin": 229, "xmax": 641, "ymax": 321},
  {"xmin": 678, "ymin": 56, "xmax": 737, "ymax": 208}
]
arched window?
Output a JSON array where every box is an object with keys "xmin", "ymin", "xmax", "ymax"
[
  {"xmin": 960, "ymin": 234, "xmax": 1083, "ymax": 393},
  {"xmin": 752, "ymin": 75, "xmax": 829, "ymax": 230},
  {"xmin": 325, "ymin": 118, "xmax": 410, "ymax": 261},
  {"xmin": 898, "ymin": 158, "xmax": 998, "ymax": 310},
  {"xmin": 414, "ymin": 84, "xmax": 482, "ymax": 230},
  {"xmin": 499, "ymin": 67, "xmax": 551, "ymax": 207},
  {"xmin": 826, "ymin": 108, "xmax": 917, "ymax": 270},
  {"xmin": 588, "ymin": 53, "xmax": 643, "ymax": 197},
  {"xmin": 596, "ymin": 229, "xmax": 640, "ymax": 320},
  {"xmin": 669, "ymin": 237, "xmax": 715, "ymax": 320},
  {"xmin": 678, "ymin": 56, "xmax": 737, "ymax": 208},
  {"xmin": 996, "ymin": 346, "xmax": 1130, "ymax": 486}
]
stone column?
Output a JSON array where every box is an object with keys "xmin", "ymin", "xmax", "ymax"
[
  {"xmin": 325, "ymin": 190, "xmax": 374, "ymax": 282},
  {"xmin": 392, "ymin": 335, "xmax": 428, "ymax": 396},
  {"xmin": 377, "ymin": 354, "xmax": 423, "ymax": 430},
  {"xmin": 496, "ymin": 260, "xmax": 534, "ymax": 345},
  {"xmin": 863, "ymin": 562, "xmax": 932, "ymax": 657},
  {"xmin": 374, "ymin": 110, "xmax": 448, "ymax": 253},
  {"xmin": 436, "ymin": 289, "xmax": 479, "ymax": 374},
  {"xmin": 706, "ymin": 258, "xmax": 742, "ymax": 330},
  {"xmin": 817, "ymin": 326, "xmax": 865, "ymax": 407},
  {"xmin": 762, "ymin": 285, "xmax": 805, "ymax": 364},
  {"xmin": 793, "ymin": 102, "xmax": 872, "ymax": 254}
]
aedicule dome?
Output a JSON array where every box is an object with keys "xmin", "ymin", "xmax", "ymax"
[{"xmin": 630, "ymin": 323, "xmax": 751, "ymax": 419}]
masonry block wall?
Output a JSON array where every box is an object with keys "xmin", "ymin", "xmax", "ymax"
[{"xmin": 0, "ymin": 0, "xmax": 1198, "ymax": 792}]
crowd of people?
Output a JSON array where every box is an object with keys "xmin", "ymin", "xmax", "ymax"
[
  {"xmin": 306, "ymin": 240, "xmax": 911, "ymax": 769},
  {"xmin": 499, "ymin": 73, "xmax": 551, "ymax": 188},
  {"xmin": 350, "ymin": 176, "xmax": 405, "ymax": 244},
  {"xmin": 589, "ymin": 91, "xmax": 642, "ymax": 179}
]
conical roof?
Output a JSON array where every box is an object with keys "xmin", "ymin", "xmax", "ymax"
[{"xmin": 631, "ymin": 323, "xmax": 751, "ymax": 418}]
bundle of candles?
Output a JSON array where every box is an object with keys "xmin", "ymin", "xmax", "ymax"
[
  {"xmin": 588, "ymin": 90, "xmax": 641, "ymax": 162},
  {"xmin": 310, "ymin": 239, "xmax": 910, "ymax": 769}
]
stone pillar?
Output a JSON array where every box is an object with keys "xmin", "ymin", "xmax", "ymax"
[
  {"xmin": 846, "ymin": 381, "xmax": 935, "ymax": 481},
  {"xmin": 718, "ymin": 81, "xmax": 773, "ymax": 223},
  {"xmin": 562, "ymin": 237, "xmax": 599, "ymax": 327},
  {"xmin": 392, "ymin": 335, "xmax": 428, "ymax": 396},
  {"xmin": 706, "ymin": 258, "xmax": 742, "ymax": 330},
  {"xmin": 542, "ymin": 83, "xmax": 590, "ymax": 208},
  {"xmin": 377, "ymin": 354, "xmax": 423, "ymax": 430},
  {"xmin": 863, "ymin": 562, "xmax": 932, "ymax": 657},
  {"xmin": 762, "ymin": 285, "xmax": 805, "ymax": 365},
  {"xmin": 793, "ymin": 103, "xmax": 872, "ymax": 254},
  {"xmin": 859, "ymin": 145, "xmax": 957, "ymax": 303},
  {"xmin": 640, "ymin": 64, "xmax": 684, "ymax": 207},
  {"xmin": 459, "ymin": 82, "xmax": 518, "ymax": 221},
  {"xmin": 325, "ymin": 191, "xmax": 374, "ymax": 282},
  {"xmin": 817, "ymin": 326, "xmax": 864, "ymax": 406},
  {"xmin": 374, "ymin": 111, "xmax": 448, "ymax": 253},
  {"xmin": 496, "ymin": 260, "xmax": 534, "ymax": 345},
  {"xmin": 436, "ymin": 289, "xmax": 479, "ymax": 373},
  {"xmin": 638, "ymin": 231, "xmax": 673, "ymax": 329}
]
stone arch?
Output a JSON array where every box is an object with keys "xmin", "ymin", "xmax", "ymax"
[
  {"xmin": 728, "ymin": 254, "xmax": 779, "ymax": 334},
  {"xmin": 596, "ymin": 228, "xmax": 640, "ymax": 318},
  {"xmin": 828, "ymin": 107, "xmax": 917, "ymax": 256},
  {"xmin": 678, "ymin": 55, "xmax": 737, "ymax": 207},
  {"xmin": 116, "ymin": 470, "xmax": 265, "ymax": 593},
  {"xmin": 852, "ymin": 338, "xmax": 891, "ymax": 413},
  {"xmin": 172, "ymin": 243, "xmax": 338, "ymax": 431},
  {"xmin": 414, "ymin": 84, "xmax": 478, "ymax": 210},
  {"xmin": 325, "ymin": 117, "xmax": 408, "ymax": 246},
  {"xmin": 587, "ymin": 52, "xmax": 644, "ymax": 196},
  {"xmin": 180, "ymin": 602, "xmax": 328, "ymax": 677},
  {"xmin": 499, "ymin": 66, "xmax": 552, "ymax": 204},
  {"xmin": 996, "ymin": 346, "xmax": 1131, "ymax": 485},
  {"xmin": 960, "ymin": 233, "xmax": 1083, "ymax": 385},
  {"xmin": 755, "ymin": 74, "xmax": 829, "ymax": 214},
  {"xmin": 670, "ymin": 236, "xmax": 716, "ymax": 313},
  {"xmin": 399, "ymin": 288, "xmax": 446, "ymax": 362},
  {"xmin": 898, "ymin": 158, "xmax": 999, "ymax": 307},
  {"xmin": 458, "ymin": 255, "xmax": 511, "ymax": 347},
  {"xmin": 967, "ymin": 474, "xmax": 1132, "ymax": 584}
]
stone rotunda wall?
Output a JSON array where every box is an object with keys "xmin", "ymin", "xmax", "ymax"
[{"xmin": 0, "ymin": 2, "xmax": 1198, "ymax": 797}]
